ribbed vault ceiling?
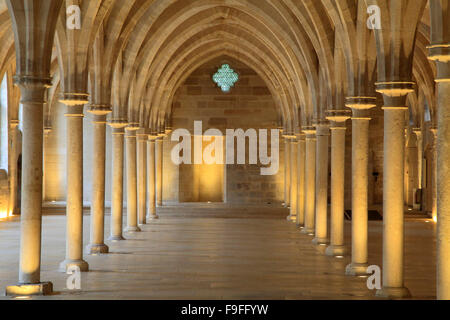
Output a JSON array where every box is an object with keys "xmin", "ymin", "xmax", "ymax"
[{"xmin": 0, "ymin": 0, "xmax": 437, "ymax": 133}]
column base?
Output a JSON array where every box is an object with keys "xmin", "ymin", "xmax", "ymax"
[
  {"xmin": 108, "ymin": 235, "xmax": 126, "ymax": 242},
  {"xmin": 345, "ymin": 262, "xmax": 369, "ymax": 276},
  {"xmin": 125, "ymin": 226, "xmax": 141, "ymax": 233},
  {"xmin": 312, "ymin": 237, "xmax": 329, "ymax": 246},
  {"xmin": 59, "ymin": 259, "xmax": 89, "ymax": 273},
  {"xmin": 6, "ymin": 282, "xmax": 53, "ymax": 296},
  {"xmin": 300, "ymin": 227, "xmax": 315, "ymax": 235},
  {"xmin": 86, "ymin": 243, "xmax": 109, "ymax": 255},
  {"xmin": 376, "ymin": 286, "xmax": 411, "ymax": 299},
  {"xmin": 296, "ymin": 224, "xmax": 304, "ymax": 229},
  {"xmin": 325, "ymin": 245, "xmax": 347, "ymax": 257},
  {"xmin": 286, "ymin": 215, "xmax": 296, "ymax": 223},
  {"xmin": 146, "ymin": 214, "xmax": 159, "ymax": 220}
]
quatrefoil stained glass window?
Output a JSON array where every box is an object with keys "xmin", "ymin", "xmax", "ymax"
[{"xmin": 213, "ymin": 64, "xmax": 239, "ymax": 93}]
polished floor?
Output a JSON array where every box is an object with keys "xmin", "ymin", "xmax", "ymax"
[{"xmin": 0, "ymin": 205, "xmax": 436, "ymax": 300}]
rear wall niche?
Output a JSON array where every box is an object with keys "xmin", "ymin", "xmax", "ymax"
[{"xmin": 170, "ymin": 56, "xmax": 284, "ymax": 204}]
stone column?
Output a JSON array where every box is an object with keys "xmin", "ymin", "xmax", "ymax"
[
  {"xmin": 8, "ymin": 120, "xmax": 19, "ymax": 215},
  {"xmin": 313, "ymin": 123, "xmax": 330, "ymax": 245},
  {"xmin": 430, "ymin": 128, "xmax": 438, "ymax": 221},
  {"xmin": 147, "ymin": 134, "xmax": 159, "ymax": 220},
  {"xmin": 301, "ymin": 127, "xmax": 316, "ymax": 235},
  {"xmin": 137, "ymin": 130, "xmax": 148, "ymax": 226},
  {"xmin": 345, "ymin": 98, "xmax": 376, "ymax": 275},
  {"xmin": 59, "ymin": 101, "xmax": 89, "ymax": 273},
  {"xmin": 325, "ymin": 111, "xmax": 350, "ymax": 256},
  {"xmin": 86, "ymin": 108, "xmax": 111, "ymax": 255},
  {"xmin": 375, "ymin": 82, "xmax": 413, "ymax": 298},
  {"xmin": 155, "ymin": 135, "xmax": 164, "ymax": 207},
  {"xmin": 428, "ymin": 42, "xmax": 450, "ymax": 300},
  {"xmin": 6, "ymin": 79, "xmax": 53, "ymax": 295},
  {"xmin": 413, "ymin": 128, "xmax": 424, "ymax": 191},
  {"xmin": 108, "ymin": 121, "xmax": 127, "ymax": 241},
  {"xmin": 284, "ymin": 137, "xmax": 291, "ymax": 208},
  {"xmin": 125, "ymin": 126, "xmax": 140, "ymax": 233},
  {"xmin": 296, "ymin": 134, "xmax": 306, "ymax": 227},
  {"xmin": 288, "ymin": 136, "xmax": 298, "ymax": 223}
]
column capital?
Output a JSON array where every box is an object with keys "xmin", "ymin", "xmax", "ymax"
[
  {"xmin": 427, "ymin": 43, "xmax": 450, "ymax": 63},
  {"xmin": 412, "ymin": 128, "xmax": 423, "ymax": 137},
  {"xmin": 10, "ymin": 120, "xmax": 20, "ymax": 129},
  {"xmin": 326, "ymin": 110, "xmax": 351, "ymax": 128},
  {"xmin": 14, "ymin": 75, "xmax": 52, "ymax": 88},
  {"xmin": 430, "ymin": 126, "xmax": 438, "ymax": 138},
  {"xmin": 428, "ymin": 44, "xmax": 450, "ymax": 82},
  {"xmin": 44, "ymin": 127, "xmax": 52, "ymax": 135},
  {"xmin": 87, "ymin": 104, "xmax": 112, "ymax": 116},
  {"xmin": 59, "ymin": 93, "xmax": 89, "ymax": 106},
  {"xmin": 345, "ymin": 96, "xmax": 377, "ymax": 110},
  {"xmin": 108, "ymin": 119, "xmax": 128, "ymax": 129},
  {"xmin": 303, "ymin": 126, "xmax": 316, "ymax": 139},
  {"xmin": 375, "ymin": 82, "xmax": 414, "ymax": 107},
  {"xmin": 14, "ymin": 76, "xmax": 51, "ymax": 104}
]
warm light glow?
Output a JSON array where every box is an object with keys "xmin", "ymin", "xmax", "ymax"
[
  {"xmin": 0, "ymin": 210, "xmax": 11, "ymax": 220},
  {"xmin": 433, "ymin": 215, "xmax": 437, "ymax": 223},
  {"xmin": 336, "ymin": 256, "xmax": 344, "ymax": 259},
  {"xmin": 13, "ymin": 296, "xmax": 31, "ymax": 300}
]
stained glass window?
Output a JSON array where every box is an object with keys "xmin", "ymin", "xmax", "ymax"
[{"xmin": 212, "ymin": 64, "xmax": 239, "ymax": 92}]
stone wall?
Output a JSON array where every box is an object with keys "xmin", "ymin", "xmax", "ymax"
[{"xmin": 170, "ymin": 57, "xmax": 284, "ymax": 204}]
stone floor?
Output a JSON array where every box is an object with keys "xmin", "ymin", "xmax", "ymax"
[{"xmin": 0, "ymin": 205, "xmax": 437, "ymax": 300}]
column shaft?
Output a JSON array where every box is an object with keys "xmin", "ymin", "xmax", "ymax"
[
  {"xmin": 302, "ymin": 131, "xmax": 316, "ymax": 234},
  {"xmin": 125, "ymin": 131, "xmax": 140, "ymax": 232},
  {"xmin": 156, "ymin": 137, "xmax": 163, "ymax": 207},
  {"xmin": 87, "ymin": 117, "xmax": 109, "ymax": 254},
  {"xmin": 147, "ymin": 138, "xmax": 158, "ymax": 219},
  {"xmin": 137, "ymin": 134, "xmax": 147, "ymax": 225},
  {"xmin": 346, "ymin": 118, "xmax": 370, "ymax": 275},
  {"xmin": 60, "ymin": 105, "xmax": 88, "ymax": 272},
  {"xmin": 297, "ymin": 136, "xmax": 306, "ymax": 226},
  {"xmin": 437, "ymin": 80, "xmax": 450, "ymax": 299},
  {"xmin": 284, "ymin": 139, "xmax": 291, "ymax": 207},
  {"xmin": 110, "ymin": 128, "xmax": 125, "ymax": 240},
  {"xmin": 377, "ymin": 106, "xmax": 410, "ymax": 298},
  {"xmin": 313, "ymin": 125, "xmax": 329, "ymax": 245},
  {"xmin": 289, "ymin": 139, "xmax": 298, "ymax": 222},
  {"xmin": 18, "ymin": 97, "xmax": 44, "ymax": 283},
  {"xmin": 326, "ymin": 125, "xmax": 347, "ymax": 256}
]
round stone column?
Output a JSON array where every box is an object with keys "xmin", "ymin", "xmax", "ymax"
[
  {"xmin": 108, "ymin": 121, "xmax": 128, "ymax": 241},
  {"xmin": 155, "ymin": 135, "xmax": 164, "ymax": 207},
  {"xmin": 301, "ymin": 127, "xmax": 316, "ymax": 235},
  {"xmin": 86, "ymin": 106, "xmax": 111, "ymax": 255},
  {"xmin": 375, "ymin": 82, "xmax": 413, "ymax": 299},
  {"xmin": 288, "ymin": 136, "xmax": 299, "ymax": 223},
  {"xmin": 8, "ymin": 120, "xmax": 20, "ymax": 215},
  {"xmin": 313, "ymin": 123, "xmax": 330, "ymax": 245},
  {"xmin": 428, "ymin": 44, "xmax": 450, "ymax": 300},
  {"xmin": 325, "ymin": 111, "xmax": 350, "ymax": 256},
  {"xmin": 345, "ymin": 98, "xmax": 376, "ymax": 275},
  {"xmin": 125, "ymin": 125, "xmax": 141, "ymax": 233},
  {"xmin": 430, "ymin": 128, "xmax": 438, "ymax": 221},
  {"xmin": 284, "ymin": 136, "xmax": 291, "ymax": 208},
  {"xmin": 413, "ymin": 128, "xmax": 424, "ymax": 192},
  {"xmin": 296, "ymin": 134, "xmax": 306, "ymax": 227},
  {"xmin": 147, "ymin": 133, "xmax": 159, "ymax": 220},
  {"xmin": 6, "ymin": 78, "xmax": 54, "ymax": 296},
  {"xmin": 137, "ymin": 130, "xmax": 148, "ymax": 226},
  {"xmin": 59, "ymin": 95, "xmax": 89, "ymax": 273}
]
